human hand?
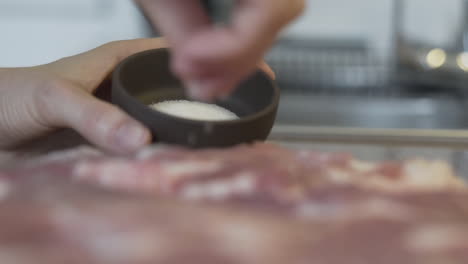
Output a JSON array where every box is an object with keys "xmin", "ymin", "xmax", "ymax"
[
  {"xmin": 0, "ymin": 39, "xmax": 165, "ymax": 154},
  {"xmin": 135, "ymin": 0, "xmax": 304, "ymax": 100},
  {"xmin": 0, "ymin": 38, "xmax": 275, "ymax": 154}
]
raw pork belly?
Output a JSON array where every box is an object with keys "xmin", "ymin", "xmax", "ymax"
[
  {"xmin": 0, "ymin": 143, "xmax": 467, "ymax": 264},
  {"xmin": 71, "ymin": 143, "xmax": 465, "ymax": 199}
]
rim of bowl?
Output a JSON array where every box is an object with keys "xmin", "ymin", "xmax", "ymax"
[{"xmin": 113, "ymin": 48, "xmax": 281, "ymax": 125}]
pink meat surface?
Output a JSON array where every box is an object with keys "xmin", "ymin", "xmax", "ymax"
[{"xmin": 0, "ymin": 143, "xmax": 467, "ymax": 264}]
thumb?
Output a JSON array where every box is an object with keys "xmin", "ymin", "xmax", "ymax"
[{"xmin": 38, "ymin": 81, "xmax": 151, "ymax": 154}]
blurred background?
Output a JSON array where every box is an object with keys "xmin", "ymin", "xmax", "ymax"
[
  {"xmin": 3, "ymin": 0, "xmax": 468, "ymax": 126},
  {"xmin": 3, "ymin": 0, "xmax": 468, "ymax": 172}
]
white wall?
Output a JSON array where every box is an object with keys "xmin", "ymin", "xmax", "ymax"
[
  {"xmin": 0, "ymin": 0, "xmax": 465, "ymax": 66},
  {"xmin": 283, "ymin": 0, "xmax": 464, "ymax": 58},
  {"xmin": 402, "ymin": 0, "xmax": 464, "ymax": 47},
  {"xmin": 0, "ymin": 0, "xmax": 150, "ymax": 67}
]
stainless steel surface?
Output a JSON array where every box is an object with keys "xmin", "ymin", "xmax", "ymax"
[
  {"xmin": 271, "ymin": 125, "xmax": 468, "ymax": 147},
  {"xmin": 271, "ymin": 93, "xmax": 468, "ymax": 147},
  {"xmin": 276, "ymin": 93, "xmax": 468, "ymax": 129}
]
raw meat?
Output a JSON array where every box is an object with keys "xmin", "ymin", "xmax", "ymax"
[
  {"xmin": 0, "ymin": 143, "xmax": 467, "ymax": 264},
  {"xmin": 70, "ymin": 143, "xmax": 465, "ymax": 200}
]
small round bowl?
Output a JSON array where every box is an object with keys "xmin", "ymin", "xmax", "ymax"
[{"xmin": 111, "ymin": 48, "xmax": 280, "ymax": 148}]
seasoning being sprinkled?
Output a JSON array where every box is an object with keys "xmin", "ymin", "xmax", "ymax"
[{"xmin": 150, "ymin": 100, "xmax": 239, "ymax": 121}]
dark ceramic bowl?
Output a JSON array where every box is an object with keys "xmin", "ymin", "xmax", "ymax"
[{"xmin": 111, "ymin": 48, "xmax": 280, "ymax": 148}]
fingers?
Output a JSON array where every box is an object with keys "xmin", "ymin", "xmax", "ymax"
[
  {"xmin": 50, "ymin": 33, "xmax": 276, "ymax": 101},
  {"xmin": 184, "ymin": 61, "xmax": 276, "ymax": 101},
  {"xmin": 136, "ymin": 0, "xmax": 303, "ymax": 101},
  {"xmin": 0, "ymin": 37, "xmax": 276, "ymax": 152},
  {"xmin": 35, "ymin": 80, "xmax": 151, "ymax": 154}
]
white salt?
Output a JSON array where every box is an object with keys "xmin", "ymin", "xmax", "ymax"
[{"xmin": 150, "ymin": 100, "xmax": 238, "ymax": 121}]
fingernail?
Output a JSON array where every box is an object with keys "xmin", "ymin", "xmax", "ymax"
[{"xmin": 114, "ymin": 121, "xmax": 149, "ymax": 153}]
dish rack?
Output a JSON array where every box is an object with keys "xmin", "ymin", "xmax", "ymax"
[
  {"xmin": 266, "ymin": 37, "xmax": 468, "ymax": 97},
  {"xmin": 265, "ymin": 38, "xmax": 393, "ymax": 95}
]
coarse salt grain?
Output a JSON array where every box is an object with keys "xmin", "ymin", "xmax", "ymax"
[{"xmin": 150, "ymin": 100, "xmax": 238, "ymax": 121}]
